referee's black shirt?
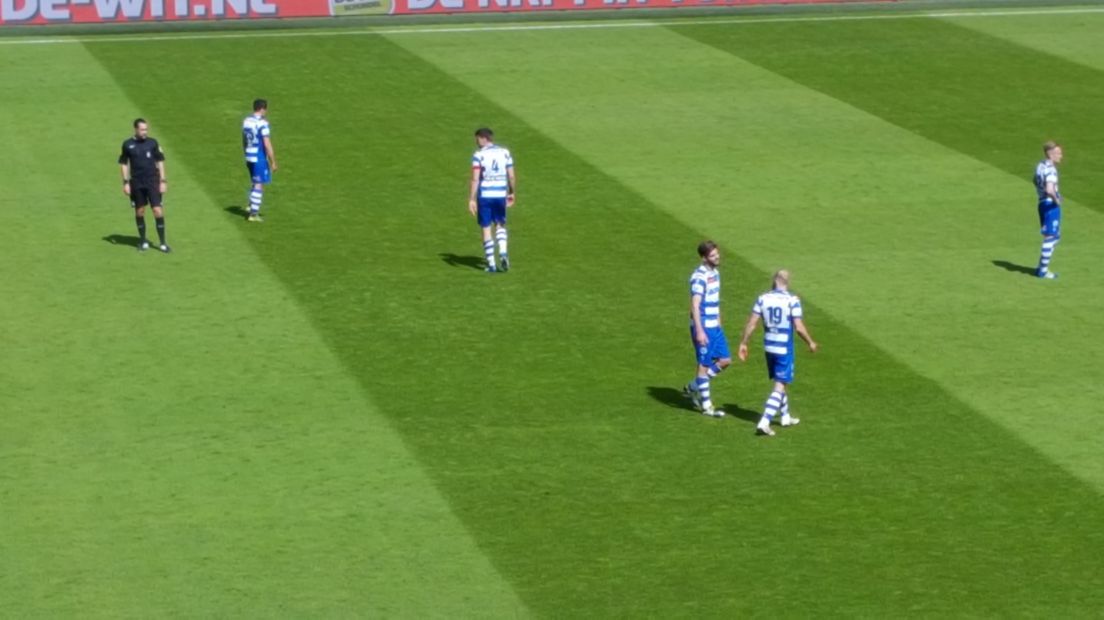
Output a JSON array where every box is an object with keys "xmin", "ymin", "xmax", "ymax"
[{"xmin": 118, "ymin": 137, "xmax": 164, "ymax": 186}]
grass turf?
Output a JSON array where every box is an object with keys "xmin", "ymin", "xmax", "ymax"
[{"xmin": 3, "ymin": 6, "xmax": 1104, "ymax": 616}]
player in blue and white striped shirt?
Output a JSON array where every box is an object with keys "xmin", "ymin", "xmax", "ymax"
[
  {"xmin": 738, "ymin": 270, "xmax": 818, "ymax": 436},
  {"xmin": 468, "ymin": 128, "xmax": 516, "ymax": 273},
  {"xmin": 242, "ymin": 99, "xmax": 278, "ymax": 223},
  {"xmin": 683, "ymin": 241, "xmax": 732, "ymax": 418},
  {"xmin": 1033, "ymin": 141, "xmax": 1064, "ymax": 279}
]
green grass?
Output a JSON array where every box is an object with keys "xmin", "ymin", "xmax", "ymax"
[{"xmin": 3, "ymin": 5, "xmax": 1104, "ymax": 616}]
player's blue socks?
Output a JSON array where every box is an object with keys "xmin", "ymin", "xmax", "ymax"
[
  {"xmin": 780, "ymin": 393, "xmax": 789, "ymax": 417},
  {"xmin": 248, "ymin": 188, "xmax": 263, "ymax": 214},
  {"xmin": 706, "ymin": 363, "xmax": 724, "ymax": 378},
  {"xmin": 1037, "ymin": 237, "xmax": 1059, "ymax": 276},
  {"xmin": 761, "ymin": 390, "xmax": 784, "ymax": 423},
  {"xmin": 135, "ymin": 215, "xmax": 146, "ymax": 242},
  {"xmin": 695, "ymin": 376, "xmax": 712, "ymax": 411},
  {"xmin": 483, "ymin": 239, "xmax": 495, "ymax": 270}
]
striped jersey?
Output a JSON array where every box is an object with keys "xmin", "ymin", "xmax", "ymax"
[
  {"xmin": 472, "ymin": 144, "xmax": 513, "ymax": 199},
  {"xmin": 242, "ymin": 114, "xmax": 271, "ymax": 164},
  {"xmin": 689, "ymin": 265, "xmax": 722, "ymax": 330},
  {"xmin": 1034, "ymin": 159, "xmax": 1060, "ymax": 203},
  {"xmin": 753, "ymin": 289, "xmax": 804, "ymax": 356}
]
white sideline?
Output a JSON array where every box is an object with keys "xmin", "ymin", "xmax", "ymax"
[{"xmin": 1, "ymin": 5, "xmax": 1102, "ymax": 45}]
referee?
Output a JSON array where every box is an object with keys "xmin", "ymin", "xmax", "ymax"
[{"xmin": 118, "ymin": 118, "xmax": 170, "ymax": 253}]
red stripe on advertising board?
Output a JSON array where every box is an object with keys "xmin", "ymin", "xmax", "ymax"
[{"xmin": 0, "ymin": 0, "xmax": 331, "ymax": 25}]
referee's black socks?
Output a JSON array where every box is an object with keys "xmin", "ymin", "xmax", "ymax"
[
  {"xmin": 135, "ymin": 215, "xmax": 147, "ymax": 242},
  {"xmin": 155, "ymin": 217, "xmax": 166, "ymax": 245}
]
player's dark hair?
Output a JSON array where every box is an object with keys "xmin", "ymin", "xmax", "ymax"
[
  {"xmin": 133, "ymin": 118, "xmax": 146, "ymax": 128},
  {"xmin": 1043, "ymin": 140, "xmax": 1061, "ymax": 155},
  {"xmin": 253, "ymin": 99, "xmax": 268, "ymax": 112},
  {"xmin": 475, "ymin": 127, "xmax": 494, "ymax": 140},
  {"xmin": 697, "ymin": 240, "xmax": 718, "ymax": 258}
]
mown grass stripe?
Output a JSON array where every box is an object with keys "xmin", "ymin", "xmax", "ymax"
[
  {"xmin": 0, "ymin": 43, "xmax": 525, "ymax": 617},
  {"xmin": 671, "ymin": 16, "xmax": 1104, "ymax": 211}
]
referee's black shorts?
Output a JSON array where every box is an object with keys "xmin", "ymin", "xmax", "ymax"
[{"xmin": 129, "ymin": 184, "xmax": 163, "ymax": 208}]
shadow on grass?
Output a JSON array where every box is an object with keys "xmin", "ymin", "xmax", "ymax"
[
  {"xmin": 102, "ymin": 234, "xmax": 142, "ymax": 248},
  {"xmin": 439, "ymin": 252, "xmax": 486, "ymax": 270},
  {"xmin": 647, "ymin": 385, "xmax": 697, "ymax": 413},
  {"xmin": 225, "ymin": 205, "xmax": 249, "ymax": 219},
  {"xmin": 647, "ymin": 385, "xmax": 760, "ymax": 424},
  {"xmin": 716, "ymin": 401, "xmax": 764, "ymax": 425},
  {"xmin": 992, "ymin": 259, "xmax": 1036, "ymax": 276}
]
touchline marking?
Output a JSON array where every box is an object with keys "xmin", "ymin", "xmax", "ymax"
[{"xmin": 1, "ymin": 5, "xmax": 1102, "ymax": 45}]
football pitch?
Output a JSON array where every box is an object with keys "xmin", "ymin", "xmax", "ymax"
[{"xmin": 4, "ymin": 3, "xmax": 1104, "ymax": 616}]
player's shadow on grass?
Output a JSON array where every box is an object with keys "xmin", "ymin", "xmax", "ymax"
[
  {"xmin": 102, "ymin": 234, "xmax": 142, "ymax": 248},
  {"xmin": 225, "ymin": 206, "xmax": 249, "ymax": 219},
  {"xmin": 646, "ymin": 386, "xmax": 760, "ymax": 424},
  {"xmin": 439, "ymin": 252, "xmax": 486, "ymax": 270},
  {"xmin": 992, "ymin": 260, "xmax": 1037, "ymax": 276}
]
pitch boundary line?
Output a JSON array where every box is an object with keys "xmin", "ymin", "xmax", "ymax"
[{"xmin": 1, "ymin": 5, "xmax": 1102, "ymax": 45}]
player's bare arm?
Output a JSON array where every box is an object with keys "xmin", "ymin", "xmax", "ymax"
[
  {"xmin": 690, "ymin": 294, "xmax": 708, "ymax": 346},
  {"xmin": 506, "ymin": 167, "xmax": 517, "ymax": 207},
  {"xmin": 737, "ymin": 313, "xmax": 760, "ymax": 362},
  {"xmin": 157, "ymin": 160, "xmax": 167, "ymax": 193},
  {"xmin": 468, "ymin": 167, "xmax": 481, "ymax": 215},
  {"xmin": 263, "ymin": 136, "xmax": 278, "ymax": 171},
  {"xmin": 120, "ymin": 162, "xmax": 130, "ymax": 195},
  {"xmin": 794, "ymin": 318, "xmax": 818, "ymax": 353}
]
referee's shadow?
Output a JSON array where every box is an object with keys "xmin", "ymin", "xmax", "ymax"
[
  {"xmin": 102, "ymin": 234, "xmax": 142, "ymax": 248},
  {"xmin": 646, "ymin": 386, "xmax": 760, "ymax": 424}
]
